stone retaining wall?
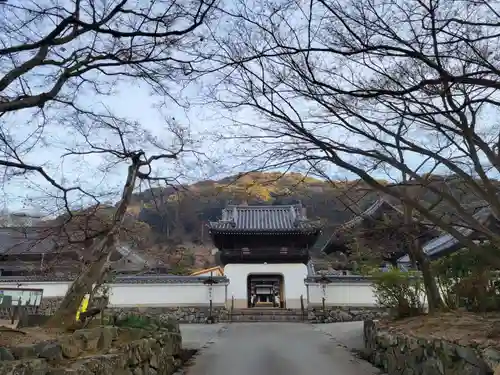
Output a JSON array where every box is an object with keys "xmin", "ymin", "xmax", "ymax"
[
  {"xmin": 363, "ymin": 320, "xmax": 500, "ymax": 375},
  {"xmin": 0, "ymin": 322, "xmax": 183, "ymax": 375},
  {"xmin": 113, "ymin": 306, "xmax": 229, "ymax": 323},
  {"xmin": 37, "ymin": 298, "xmax": 386, "ymax": 323},
  {"xmin": 38, "ymin": 297, "xmax": 63, "ymax": 316},
  {"xmin": 36, "ymin": 298, "xmax": 229, "ymax": 323},
  {"xmin": 307, "ymin": 306, "xmax": 388, "ymax": 323}
]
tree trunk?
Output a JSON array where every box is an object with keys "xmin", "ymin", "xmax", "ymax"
[
  {"xmin": 45, "ymin": 236, "xmax": 115, "ymax": 327},
  {"xmin": 403, "ymin": 205, "xmax": 443, "ymax": 312},
  {"xmin": 411, "ymin": 240, "xmax": 444, "ymax": 312},
  {"xmin": 45, "ymin": 159, "xmax": 140, "ymax": 328}
]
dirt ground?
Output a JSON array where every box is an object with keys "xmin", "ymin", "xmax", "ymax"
[
  {"xmin": 0, "ymin": 326, "xmax": 66, "ymax": 347},
  {"xmin": 380, "ymin": 310, "xmax": 500, "ymax": 349}
]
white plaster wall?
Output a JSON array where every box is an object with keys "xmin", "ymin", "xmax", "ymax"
[
  {"xmin": 0, "ymin": 281, "xmax": 227, "ymax": 307},
  {"xmin": 307, "ymin": 282, "xmax": 376, "ymax": 306},
  {"xmin": 224, "ymin": 263, "xmax": 308, "ymax": 308},
  {"xmin": 108, "ymin": 283, "xmax": 227, "ymax": 306}
]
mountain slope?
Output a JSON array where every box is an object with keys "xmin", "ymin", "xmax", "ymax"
[{"xmin": 124, "ymin": 172, "xmax": 490, "ymax": 272}]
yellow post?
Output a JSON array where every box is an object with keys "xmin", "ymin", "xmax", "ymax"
[{"xmin": 76, "ymin": 294, "xmax": 90, "ymax": 321}]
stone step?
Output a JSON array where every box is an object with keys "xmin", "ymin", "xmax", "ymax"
[
  {"xmin": 229, "ymin": 314, "xmax": 305, "ymax": 322},
  {"xmin": 231, "ymin": 308, "xmax": 303, "ymax": 316},
  {"xmin": 229, "ymin": 308, "xmax": 306, "ymax": 322}
]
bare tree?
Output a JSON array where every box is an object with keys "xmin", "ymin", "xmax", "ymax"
[
  {"xmin": 198, "ymin": 0, "xmax": 500, "ymax": 270},
  {"xmin": 0, "ymin": 0, "xmax": 215, "ymax": 326}
]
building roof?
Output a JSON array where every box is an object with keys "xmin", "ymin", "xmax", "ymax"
[
  {"xmin": 320, "ymin": 198, "xmax": 433, "ymax": 254},
  {"xmin": 0, "ymin": 227, "xmax": 55, "ymax": 255},
  {"xmin": 190, "ymin": 266, "xmax": 224, "ymax": 276},
  {"xmin": 320, "ymin": 199, "xmax": 399, "ymax": 253},
  {"xmin": 397, "ymin": 205, "xmax": 494, "ymax": 263},
  {"xmin": 0, "ymin": 274, "xmax": 230, "ymax": 284},
  {"xmin": 335, "ymin": 198, "xmax": 396, "ymax": 232},
  {"xmin": 207, "ymin": 204, "xmax": 321, "ymax": 233},
  {"xmin": 0, "ymin": 226, "xmax": 151, "ymax": 277}
]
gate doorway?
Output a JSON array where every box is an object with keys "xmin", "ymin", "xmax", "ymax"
[{"xmin": 247, "ymin": 274, "xmax": 284, "ymax": 308}]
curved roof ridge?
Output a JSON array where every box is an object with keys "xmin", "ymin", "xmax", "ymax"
[
  {"xmin": 208, "ymin": 203, "xmax": 319, "ymax": 233},
  {"xmin": 224, "ymin": 203, "xmax": 300, "ymax": 209},
  {"xmin": 398, "ymin": 204, "xmax": 495, "ymax": 263},
  {"xmin": 319, "ymin": 196, "xmax": 424, "ymax": 254}
]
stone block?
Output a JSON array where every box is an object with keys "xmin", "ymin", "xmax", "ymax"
[
  {"xmin": 47, "ymin": 369, "xmax": 82, "ymax": 375},
  {"xmin": 159, "ymin": 333, "xmax": 182, "ymax": 356},
  {"xmin": 118, "ymin": 328, "xmax": 149, "ymax": 342},
  {"xmin": 97, "ymin": 326, "xmax": 117, "ymax": 351},
  {"xmin": 0, "ymin": 359, "xmax": 48, "ymax": 375},
  {"xmin": 10, "ymin": 344, "xmax": 38, "ymax": 359},
  {"xmin": 150, "ymin": 353, "xmax": 175, "ymax": 375},
  {"xmin": 0, "ymin": 346, "xmax": 15, "ymax": 360},
  {"xmin": 455, "ymin": 345, "xmax": 484, "ymax": 368},
  {"xmin": 157, "ymin": 317, "xmax": 180, "ymax": 333},
  {"xmin": 121, "ymin": 339, "xmax": 156, "ymax": 366},
  {"xmin": 59, "ymin": 335, "xmax": 83, "ymax": 359},
  {"xmin": 70, "ymin": 354, "xmax": 127, "ymax": 375},
  {"xmin": 34, "ymin": 343, "xmax": 63, "ymax": 362},
  {"xmin": 72, "ymin": 329, "xmax": 101, "ymax": 351},
  {"xmin": 481, "ymin": 347, "xmax": 500, "ymax": 371}
]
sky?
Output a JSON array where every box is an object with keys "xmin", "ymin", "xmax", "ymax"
[{"xmin": 0, "ymin": 0, "xmax": 497, "ymax": 215}]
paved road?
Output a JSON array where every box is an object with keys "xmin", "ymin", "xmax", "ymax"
[
  {"xmin": 180, "ymin": 324, "xmax": 227, "ymax": 350},
  {"xmin": 183, "ymin": 323, "xmax": 380, "ymax": 375},
  {"xmin": 313, "ymin": 321, "xmax": 366, "ymax": 350}
]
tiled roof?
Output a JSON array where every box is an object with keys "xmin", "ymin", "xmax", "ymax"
[
  {"xmin": 319, "ymin": 197, "xmax": 441, "ymax": 254},
  {"xmin": 336, "ymin": 198, "xmax": 407, "ymax": 232},
  {"xmin": 0, "ymin": 275, "xmax": 230, "ymax": 284},
  {"xmin": 208, "ymin": 204, "xmax": 321, "ymax": 233},
  {"xmin": 0, "ymin": 227, "xmax": 55, "ymax": 255},
  {"xmin": 304, "ymin": 275, "xmax": 373, "ymax": 283},
  {"xmin": 319, "ymin": 198, "xmax": 403, "ymax": 253},
  {"xmin": 398, "ymin": 206, "xmax": 493, "ymax": 263}
]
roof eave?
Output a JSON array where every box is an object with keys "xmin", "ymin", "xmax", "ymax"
[{"xmin": 209, "ymin": 229, "xmax": 321, "ymax": 234}]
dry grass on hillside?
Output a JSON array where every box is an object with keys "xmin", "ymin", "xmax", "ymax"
[{"xmin": 381, "ymin": 311, "xmax": 500, "ymax": 349}]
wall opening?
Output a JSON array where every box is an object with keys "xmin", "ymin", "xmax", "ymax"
[{"xmin": 247, "ymin": 273, "xmax": 285, "ymax": 308}]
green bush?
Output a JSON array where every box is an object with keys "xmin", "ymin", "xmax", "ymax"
[
  {"xmin": 112, "ymin": 314, "xmax": 157, "ymax": 329},
  {"xmin": 371, "ymin": 267, "xmax": 426, "ymax": 319},
  {"xmin": 432, "ymin": 248, "xmax": 500, "ymax": 312}
]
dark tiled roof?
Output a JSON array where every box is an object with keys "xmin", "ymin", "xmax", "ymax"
[
  {"xmin": 0, "ymin": 227, "xmax": 55, "ymax": 255},
  {"xmin": 398, "ymin": 205, "xmax": 493, "ymax": 263},
  {"xmin": 0, "ymin": 275, "xmax": 230, "ymax": 284},
  {"xmin": 208, "ymin": 204, "xmax": 321, "ymax": 233},
  {"xmin": 335, "ymin": 198, "xmax": 406, "ymax": 232},
  {"xmin": 320, "ymin": 197, "xmax": 440, "ymax": 254},
  {"xmin": 304, "ymin": 275, "xmax": 373, "ymax": 283},
  {"xmin": 319, "ymin": 198, "xmax": 402, "ymax": 253}
]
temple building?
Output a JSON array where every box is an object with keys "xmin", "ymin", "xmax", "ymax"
[
  {"xmin": 320, "ymin": 198, "xmax": 439, "ymax": 267},
  {"xmin": 0, "ymin": 227, "xmax": 150, "ymax": 277},
  {"xmin": 208, "ymin": 204, "xmax": 322, "ymax": 308},
  {"xmin": 397, "ymin": 205, "xmax": 497, "ymax": 265}
]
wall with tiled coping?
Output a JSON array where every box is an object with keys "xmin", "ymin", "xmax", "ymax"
[
  {"xmin": 0, "ymin": 274, "xmax": 380, "ymax": 307},
  {"xmin": 0, "ymin": 275, "xmax": 386, "ymax": 323}
]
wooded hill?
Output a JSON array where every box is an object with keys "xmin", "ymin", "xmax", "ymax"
[{"xmin": 121, "ymin": 172, "xmax": 489, "ymax": 272}]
